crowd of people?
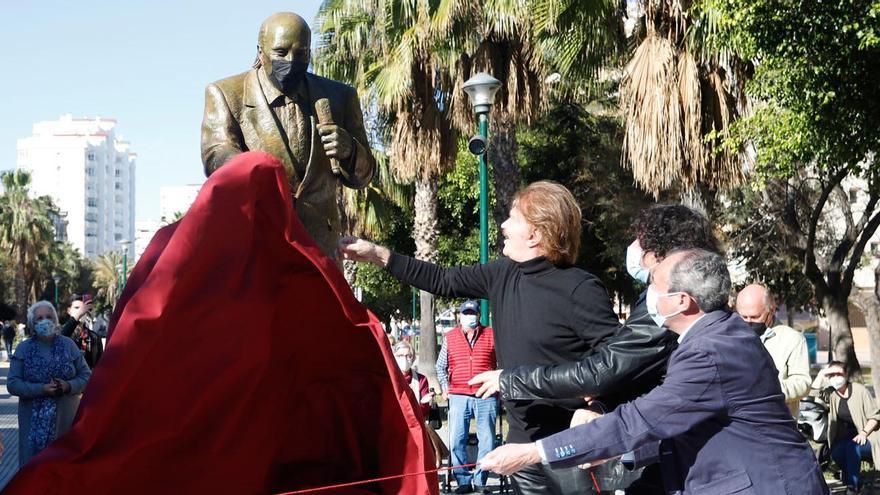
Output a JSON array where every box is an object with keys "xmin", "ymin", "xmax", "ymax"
[
  {"xmin": 339, "ymin": 180, "xmax": 880, "ymax": 495},
  {"xmin": 1, "ymin": 179, "xmax": 878, "ymax": 494}
]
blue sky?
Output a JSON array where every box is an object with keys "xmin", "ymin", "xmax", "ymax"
[{"xmin": 0, "ymin": 0, "xmax": 322, "ymax": 221}]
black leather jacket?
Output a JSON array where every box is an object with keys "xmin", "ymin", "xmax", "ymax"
[{"xmin": 499, "ymin": 293, "xmax": 678, "ymax": 410}]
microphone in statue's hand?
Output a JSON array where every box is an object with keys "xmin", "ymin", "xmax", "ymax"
[{"xmin": 315, "ymin": 98, "xmax": 345, "ymax": 176}]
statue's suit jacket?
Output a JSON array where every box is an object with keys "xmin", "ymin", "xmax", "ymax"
[
  {"xmin": 540, "ymin": 311, "xmax": 828, "ymax": 495},
  {"xmin": 201, "ymin": 69, "xmax": 375, "ymax": 258}
]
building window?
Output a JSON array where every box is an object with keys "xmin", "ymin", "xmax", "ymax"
[
  {"xmin": 115, "ymin": 169, "xmax": 121, "ymax": 177},
  {"xmin": 86, "ymin": 167, "xmax": 95, "ymax": 176},
  {"xmin": 87, "ymin": 197, "xmax": 98, "ymax": 207},
  {"xmin": 849, "ymin": 188, "xmax": 859, "ymax": 204},
  {"xmin": 115, "ymin": 182, "xmax": 122, "ymax": 190},
  {"xmin": 87, "ymin": 152, "xmax": 96, "ymax": 161}
]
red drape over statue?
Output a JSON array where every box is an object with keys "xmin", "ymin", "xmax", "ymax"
[{"xmin": 4, "ymin": 152, "xmax": 438, "ymax": 495}]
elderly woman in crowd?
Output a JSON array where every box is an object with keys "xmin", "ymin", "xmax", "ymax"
[
  {"xmin": 813, "ymin": 360, "xmax": 880, "ymax": 494},
  {"xmin": 393, "ymin": 341, "xmax": 447, "ymax": 466},
  {"xmin": 7, "ymin": 300, "xmax": 91, "ymax": 467}
]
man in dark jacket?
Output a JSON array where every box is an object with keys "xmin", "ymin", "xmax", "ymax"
[
  {"xmin": 62, "ymin": 294, "xmax": 103, "ymax": 369},
  {"xmin": 479, "ymin": 249, "xmax": 829, "ymax": 495},
  {"xmin": 468, "ymin": 204, "xmax": 720, "ymax": 493}
]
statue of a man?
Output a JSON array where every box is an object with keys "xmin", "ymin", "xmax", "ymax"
[{"xmin": 201, "ymin": 12, "xmax": 375, "ymax": 258}]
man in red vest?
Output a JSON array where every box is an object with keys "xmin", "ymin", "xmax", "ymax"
[{"xmin": 437, "ymin": 300, "xmax": 497, "ymax": 494}]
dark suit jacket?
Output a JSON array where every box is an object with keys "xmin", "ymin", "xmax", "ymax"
[
  {"xmin": 540, "ymin": 310, "xmax": 828, "ymax": 495},
  {"xmin": 201, "ymin": 69, "xmax": 375, "ymax": 257}
]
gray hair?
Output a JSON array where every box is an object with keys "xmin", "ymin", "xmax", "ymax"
[
  {"xmin": 393, "ymin": 341, "xmax": 415, "ymax": 357},
  {"xmin": 27, "ymin": 300, "xmax": 59, "ymax": 329},
  {"xmin": 668, "ymin": 249, "xmax": 731, "ymax": 313}
]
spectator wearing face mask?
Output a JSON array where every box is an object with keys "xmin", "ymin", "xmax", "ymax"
[
  {"xmin": 6, "ymin": 301, "xmax": 91, "ymax": 467},
  {"xmin": 436, "ymin": 300, "xmax": 497, "ymax": 494},
  {"xmin": 736, "ymin": 284, "xmax": 810, "ymax": 416},
  {"xmin": 392, "ymin": 341, "xmax": 432, "ymax": 417},
  {"xmin": 813, "ymin": 361, "xmax": 880, "ymax": 494}
]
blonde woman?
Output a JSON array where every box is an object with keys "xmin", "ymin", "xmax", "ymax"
[{"xmin": 340, "ymin": 181, "xmax": 620, "ymax": 495}]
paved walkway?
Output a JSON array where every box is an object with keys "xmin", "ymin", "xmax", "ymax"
[{"xmin": 0, "ymin": 361, "xmax": 18, "ymax": 490}]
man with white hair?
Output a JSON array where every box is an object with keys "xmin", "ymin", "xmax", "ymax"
[
  {"xmin": 736, "ymin": 283, "xmax": 810, "ymax": 415},
  {"xmin": 479, "ymin": 249, "xmax": 828, "ymax": 494}
]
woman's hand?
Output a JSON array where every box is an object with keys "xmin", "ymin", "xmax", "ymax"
[
  {"xmin": 854, "ymin": 432, "xmax": 870, "ymax": 445},
  {"xmin": 42, "ymin": 381, "xmax": 60, "ymax": 396},
  {"xmin": 54, "ymin": 378, "xmax": 71, "ymax": 394},
  {"xmin": 337, "ymin": 237, "xmax": 391, "ymax": 266}
]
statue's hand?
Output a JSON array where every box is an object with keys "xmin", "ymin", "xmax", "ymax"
[{"xmin": 317, "ymin": 123, "xmax": 353, "ymax": 162}]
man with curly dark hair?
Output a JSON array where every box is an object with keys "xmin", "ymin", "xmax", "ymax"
[
  {"xmin": 469, "ymin": 203, "xmax": 721, "ymax": 493},
  {"xmin": 631, "ymin": 205, "xmax": 721, "ymax": 275}
]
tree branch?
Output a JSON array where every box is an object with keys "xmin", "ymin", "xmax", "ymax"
[
  {"xmin": 804, "ymin": 167, "xmax": 849, "ymax": 294},
  {"xmin": 843, "ymin": 201, "xmax": 880, "ymax": 296}
]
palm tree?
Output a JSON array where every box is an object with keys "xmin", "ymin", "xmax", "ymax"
[
  {"xmin": 440, "ymin": 0, "xmax": 624, "ymax": 249},
  {"xmin": 315, "ymin": 0, "xmax": 626, "ymax": 374},
  {"xmin": 316, "ymin": 0, "xmax": 462, "ymax": 381},
  {"xmin": 619, "ymin": 0, "xmax": 746, "ymax": 206},
  {"xmin": 93, "ymin": 250, "xmax": 127, "ymax": 309},
  {"xmin": 0, "ymin": 170, "xmax": 58, "ymax": 317}
]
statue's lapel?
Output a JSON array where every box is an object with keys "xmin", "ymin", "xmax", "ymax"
[{"xmin": 243, "ymin": 70, "xmax": 298, "ymax": 184}]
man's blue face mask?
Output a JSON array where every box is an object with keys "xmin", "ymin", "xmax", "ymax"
[
  {"xmin": 461, "ymin": 314, "xmax": 479, "ymax": 329},
  {"xmin": 626, "ymin": 243, "xmax": 651, "ymax": 284},
  {"xmin": 645, "ymin": 285, "xmax": 685, "ymax": 328}
]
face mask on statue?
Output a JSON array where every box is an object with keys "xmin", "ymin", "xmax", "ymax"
[
  {"xmin": 461, "ymin": 314, "xmax": 479, "ymax": 329},
  {"xmin": 626, "ymin": 243, "xmax": 651, "ymax": 284},
  {"xmin": 396, "ymin": 356, "xmax": 413, "ymax": 373},
  {"xmin": 34, "ymin": 319, "xmax": 56, "ymax": 337},
  {"xmin": 269, "ymin": 59, "xmax": 309, "ymax": 93}
]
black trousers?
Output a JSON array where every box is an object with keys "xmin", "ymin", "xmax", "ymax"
[
  {"xmin": 510, "ymin": 463, "xmax": 597, "ymax": 495},
  {"xmin": 624, "ymin": 463, "xmax": 666, "ymax": 494}
]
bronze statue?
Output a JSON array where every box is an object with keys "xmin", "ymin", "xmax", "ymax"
[{"xmin": 201, "ymin": 12, "xmax": 375, "ymax": 258}]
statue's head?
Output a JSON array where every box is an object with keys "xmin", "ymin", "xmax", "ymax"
[{"xmin": 255, "ymin": 12, "xmax": 311, "ymax": 93}]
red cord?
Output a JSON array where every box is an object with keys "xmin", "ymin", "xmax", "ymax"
[
  {"xmin": 275, "ymin": 463, "xmax": 478, "ymax": 494},
  {"xmin": 589, "ymin": 469, "xmax": 602, "ymax": 494}
]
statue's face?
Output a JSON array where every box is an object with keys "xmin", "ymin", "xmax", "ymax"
[{"xmin": 258, "ymin": 21, "xmax": 310, "ymax": 74}]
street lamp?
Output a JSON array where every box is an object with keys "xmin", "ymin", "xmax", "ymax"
[
  {"xmin": 52, "ymin": 274, "xmax": 61, "ymax": 308},
  {"xmin": 462, "ymin": 72, "xmax": 502, "ymax": 326}
]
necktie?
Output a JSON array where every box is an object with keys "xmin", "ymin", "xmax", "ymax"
[{"xmin": 284, "ymin": 95, "xmax": 311, "ymax": 181}]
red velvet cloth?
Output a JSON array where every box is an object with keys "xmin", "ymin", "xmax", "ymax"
[{"xmin": 4, "ymin": 152, "xmax": 438, "ymax": 495}]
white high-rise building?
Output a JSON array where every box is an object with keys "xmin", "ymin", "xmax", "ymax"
[
  {"xmin": 159, "ymin": 184, "xmax": 202, "ymax": 223},
  {"xmin": 16, "ymin": 114, "xmax": 136, "ymax": 259},
  {"xmin": 134, "ymin": 219, "xmax": 164, "ymax": 262}
]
